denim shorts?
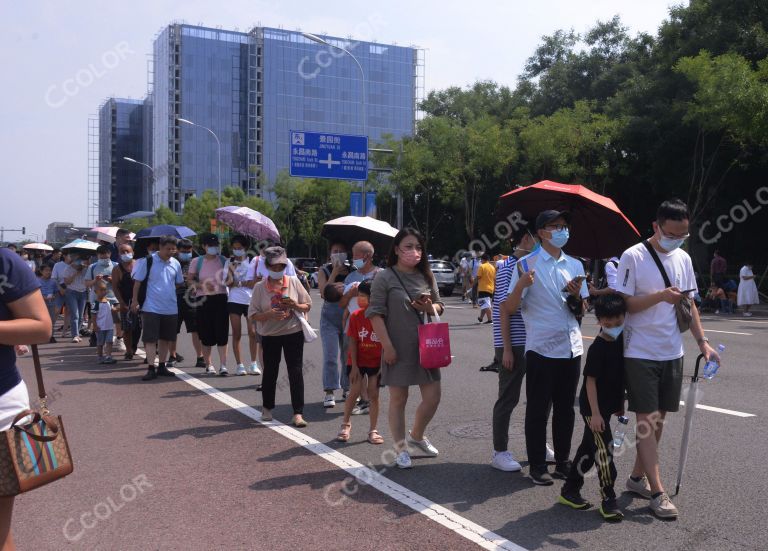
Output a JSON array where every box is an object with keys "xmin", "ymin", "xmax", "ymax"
[{"xmin": 96, "ymin": 329, "xmax": 114, "ymax": 347}]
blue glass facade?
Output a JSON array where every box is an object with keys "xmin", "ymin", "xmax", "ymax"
[
  {"xmin": 98, "ymin": 98, "xmax": 145, "ymax": 221},
  {"xmin": 145, "ymin": 24, "xmax": 418, "ymax": 212}
]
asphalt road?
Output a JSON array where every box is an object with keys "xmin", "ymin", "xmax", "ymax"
[{"xmin": 12, "ymin": 290, "xmax": 767, "ymax": 550}]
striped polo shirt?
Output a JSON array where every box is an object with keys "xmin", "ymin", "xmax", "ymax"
[{"xmin": 492, "ymin": 256, "xmax": 526, "ymax": 347}]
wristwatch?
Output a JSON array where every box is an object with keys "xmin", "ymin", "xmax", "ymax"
[{"xmin": 697, "ymin": 336, "xmax": 710, "ymax": 345}]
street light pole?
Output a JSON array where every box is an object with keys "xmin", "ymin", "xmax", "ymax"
[
  {"xmin": 123, "ymin": 157, "xmax": 156, "ymax": 211},
  {"xmin": 177, "ymin": 118, "xmax": 222, "ymax": 208},
  {"xmin": 302, "ymin": 33, "xmax": 370, "ymax": 216}
]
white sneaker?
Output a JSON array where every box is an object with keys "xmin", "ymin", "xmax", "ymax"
[
  {"xmin": 71, "ymin": 336, "xmax": 81, "ymax": 343},
  {"xmin": 491, "ymin": 451, "xmax": 522, "ymax": 472},
  {"xmin": 649, "ymin": 492, "xmax": 678, "ymax": 519},
  {"xmin": 395, "ymin": 451, "xmax": 412, "ymax": 469},
  {"xmin": 249, "ymin": 361, "xmax": 262, "ymax": 375},
  {"xmin": 115, "ymin": 337, "xmax": 127, "ymax": 352},
  {"xmin": 323, "ymin": 393, "xmax": 336, "ymax": 408},
  {"xmin": 205, "ymin": 365, "xmax": 216, "ymax": 375},
  {"xmin": 406, "ymin": 432, "xmax": 439, "ymax": 457},
  {"xmin": 236, "ymin": 364, "xmax": 247, "ymax": 376},
  {"xmin": 219, "ymin": 366, "xmax": 229, "ymax": 377},
  {"xmin": 546, "ymin": 443, "xmax": 556, "ymax": 463}
]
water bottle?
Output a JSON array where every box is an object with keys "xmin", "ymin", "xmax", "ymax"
[
  {"xmin": 702, "ymin": 344, "xmax": 726, "ymax": 380},
  {"xmin": 612, "ymin": 416, "xmax": 629, "ymax": 448}
]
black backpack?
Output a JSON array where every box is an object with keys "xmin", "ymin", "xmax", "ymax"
[{"xmin": 137, "ymin": 254, "xmax": 154, "ymax": 308}]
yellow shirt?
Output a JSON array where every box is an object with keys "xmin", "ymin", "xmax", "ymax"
[{"xmin": 476, "ymin": 262, "xmax": 496, "ymax": 294}]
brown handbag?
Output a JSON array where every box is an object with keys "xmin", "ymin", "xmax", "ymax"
[{"xmin": 0, "ymin": 345, "xmax": 73, "ymax": 496}]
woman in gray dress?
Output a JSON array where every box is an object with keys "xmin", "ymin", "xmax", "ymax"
[{"xmin": 367, "ymin": 228, "xmax": 445, "ymax": 469}]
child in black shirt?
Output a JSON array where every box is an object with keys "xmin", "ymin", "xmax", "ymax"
[{"xmin": 559, "ymin": 293, "xmax": 626, "ymax": 521}]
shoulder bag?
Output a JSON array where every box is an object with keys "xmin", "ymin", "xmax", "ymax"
[{"xmin": 642, "ymin": 240, "xmax": 692, "ymax": 333}]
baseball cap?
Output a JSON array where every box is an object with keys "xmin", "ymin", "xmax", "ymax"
[{"xmin": 535, "ymin": 210, "xmax": 569, "ymax": 230}]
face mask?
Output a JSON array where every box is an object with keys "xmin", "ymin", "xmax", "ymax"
[
  {"xmin": 352, "ymin": 258, "xmax": 365, "ymax": 270},
  {"xmin": 99, "ymin": 258, "xmax": 111, "ymax": 267},
  {"xmin": 658, "ymin": 235, "xmax": 686, "ymax": 252},
  {"xmin": 331, "ymin": 252, "xmax": 347, "ymax": 263},
  {"xmin": 120, "ymin": 253, "xmax": 133, "ymax": 263},
  {"xmin": 178, "ymin": 252, "xmax": 192, "ymax": 262},
  {"xmin": 399, "ymin": 248, "xmax": 422, "ymax": 267},
  {"xmin": 602, "ymin": 324, "xmax": 624, "ymax": 340},
  {"xmin": 548, "ymin": 228, "xmax": 569, "ymax": 249},
  {"xmin": 232, "ymin": 248, "xmax": 246, "ymax": 257},
  {"xmin": 268, "ymin": 269, "xmax": 285, "ymax": 279},
  {"xmin": 206, "ymin": 247, "xmax": 219, "ymax": 256},
  {"xmin": 357, "ymin": 296, "xmax": 369, "ymax": 308}
]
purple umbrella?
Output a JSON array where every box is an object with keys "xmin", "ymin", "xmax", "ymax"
[{"xmin": 215, "ymin": 206, "xmax": 281, "ymax": 242}]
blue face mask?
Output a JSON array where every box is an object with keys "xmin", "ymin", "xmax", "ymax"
[
  {"xmin": 178, "ymin": 252, "xmax": 192, "ymax": 262},
  {"xmin": 602, "ymin": 324, "xmax": 624, "ymax": 340},
  {"xmin": 548, "ymin": 228, "xmax": 569, "ymax": 249},
  {"xmin": 268, "ymin": 269, "xmax": 285, "ymax": 280},
  {"xmin": 659, "ymin": 235, "xmax": 686, "ymax": 252},
  {"xmin": 232, "ymin": 248, "xmax": 246, "ymax": 257},
  {"xmin": 99, "ymin": 258, "xmax": 111, "ymax": 267},
  {"xmin": 352, "ymin": 258, "xmax": 365, "ymax": 270},
  {"xmin": 120, "ymin": 253, "xmax": 133, "ymax": 263}
]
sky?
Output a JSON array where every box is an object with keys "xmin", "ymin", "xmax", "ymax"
[{"xmin": 0, "ymin": 0, "xmax": 681, "ymax": 242}]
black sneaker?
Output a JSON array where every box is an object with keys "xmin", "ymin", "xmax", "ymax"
[
  {"xmin": 558, "ymin": 490, "xmax": 591, "ymax": 510},
  {"xmin": 173, "ymin": 353, "xmax": 184, "ymax": 362},
  {"xmin": 49, "ymin": 336, "xmax": 57, "ymax": 344},
  {"xmin": 530, "ymin": 466, "xmax": 554, "ymax": 486},
  {"xmin": 553, "ymin": 461, "xmax": 572, "ymax": 480},
  {"xmin": 195, "ymin": 357, "xmax": 206, "ymax": 368},
  {"xmin": 599, "ymin": 497, "xmax": 624, "ymax": 521},
  {"xmin": 156, "ymin": 363, "xmax": 175, "ymax": 377},
  {"xmin": 142, "ymin": 367, "xmax": 157, "ymax": 381},
  {"xmin": 124, "ymin": 352, "xmax": 134, "ymax": 360},
  {"xmin": 165, "ymin": 359, "xmax": 176, "ymax": 368}
]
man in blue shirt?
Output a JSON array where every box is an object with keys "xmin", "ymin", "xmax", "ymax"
[
  {"xmin": 131, "ymin": 236, "xmax": 184, "ymax": 381},
  {"xmin": 503, "ymin": 210, "xmax": 589, "ymax": 486}
]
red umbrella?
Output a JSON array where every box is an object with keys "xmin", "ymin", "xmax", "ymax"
[{"xmin": 498, "ymin": 180, "xmax": 640, "ymax": 258}]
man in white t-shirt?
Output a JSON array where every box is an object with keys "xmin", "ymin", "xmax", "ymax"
[{"xmin": 614, "ymin": 199, "xmax": 719, "ymax": 520}]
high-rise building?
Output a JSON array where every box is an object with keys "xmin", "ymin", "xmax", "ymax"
[
  {"xmin": 97, "ymin": 98, "xmax": 145, "ymax": 221},
  {"xmin": 149, "ymin": 24, "xmax": 422, "ymax": 212}
]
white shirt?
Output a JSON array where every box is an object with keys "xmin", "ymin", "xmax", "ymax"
[
  {"xmin": 247, "ymin": 257, "xmax": 297, "ymax": 280},
  {"xmin": 605, "ymin": 257, "xmax": 619, "ymax": 289},
  {"xmin": 94, "ymin": 301, "xmax": 114, "ymax": 331},
  {"xmin": 225, "ymin": 257, "xmax": 254, "ymax": 305},
  {"xmin": 615, "ymin": 242, "xmax": 697, "ymax": 361},
  {"xmin": 507, "ymin": 247, "xmax": 589, "ymax": 358}
]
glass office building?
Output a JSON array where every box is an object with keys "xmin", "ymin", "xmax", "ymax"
[
  {"xmin": 98, "ymin": 98, "xmax": 145, "ymax": 221},
  {"xmin": 143, "ymin": 24, "xmax": 421, "ymax": 212}
]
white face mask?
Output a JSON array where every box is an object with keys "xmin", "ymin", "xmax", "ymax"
[
  {"xmin": 232, "ymin": 248, "xmax": 246, "ymax": 257},
  {"xmin": 331, "ymin": 252, "xmax": 347, "ymax": 264},
  {"xmin": 206, "ymin": 246, "xmax": 219, "ymax": 256},
  {"xmin": 268, "ymin": 269, "xmax": 285, "ymax": 279}
]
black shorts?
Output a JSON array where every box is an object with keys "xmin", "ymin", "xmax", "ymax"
[
  {"xmin": 177, "ymin": 295, "xmax": 198, "ymax": 334},
  {"xmin": 346, "ymin": 365, "xmax": 381, "ymax": 378},
  {"xmin": 227, "ymin": 302, "xmax": 249, "ymax": 317},
  {"xmin": 142, "ymin": 313, "xmax": 177, "ymax": 343},
  {"xmin": 478, "ymin": 291, "xmax": 493, "ymax": 299},
  {"xmin": 196, "ymin": 293, "xmax": 229, "ymax": 347}
]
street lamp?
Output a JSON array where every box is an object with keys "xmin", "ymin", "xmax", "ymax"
[
  {"xmin": 177, "ymin": 118, "xmax": 222, "ymax": 208},
  {"xmin": 123, "ymin": 157, "xmax": 157, "ymax": 211},
  {"xmin": 301, "ymin": 32, "xmax": 371, "ymax": 215}
]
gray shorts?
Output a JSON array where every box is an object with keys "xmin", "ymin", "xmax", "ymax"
[
  {"xmin": 624, "ymin": 357, "xmax": 684, "ymax": 413},
  {"xmin": 142, "ymin": 313, "xmax": 178, "ymax": 344}
]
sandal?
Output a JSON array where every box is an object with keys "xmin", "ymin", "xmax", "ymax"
[
  {"xmin": 337, "ymin": 422, "xmax": 351, "ymax": 442},
  {"xmin": 293, "ymin": 415, "xmax": 308, "ymax": 428},
  {"xmin": 368, "ymin": 429, "xmax": 384, "ymax": 445}
]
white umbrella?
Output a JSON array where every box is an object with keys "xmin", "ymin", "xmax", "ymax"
[
  {"xmin": 675, "ymin": 354, "xmax": 706, "ymax": 495},
  {"xmin": 321, "ymin": 216, "xmax": 399, "ymax": 254},
  {"xmin": 22, "ymin": 243, "xmax": 53, "ymax": 251},
  {"xmin": 90, "ymin": 226, "xmax": 135, "ymax": 243},
  {"xmin": 61, "ymin": 239, "xmax": 99, "ymax": 252}
]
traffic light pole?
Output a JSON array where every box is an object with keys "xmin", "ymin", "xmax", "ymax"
[{"xmin": 0, "ymin": 226, "xmax": 26, "ymax": 244}]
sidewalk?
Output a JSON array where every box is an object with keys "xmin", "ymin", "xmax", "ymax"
[{"xmin": 12, "ymin": 341, "xmax": 475, "ymax": 550}]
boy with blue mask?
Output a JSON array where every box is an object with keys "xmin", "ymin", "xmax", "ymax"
[{"xmin": 559, "ymin": 293, "xmax": 626, "ymax": 521}]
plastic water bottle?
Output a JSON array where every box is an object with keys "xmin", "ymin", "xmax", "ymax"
[
  {"xmin": 612, "ymin": 416, "xmax": 629, "ymax": 449},
  {"xmin": 702, "ymin": 344, "xmax": 726, "ymax": 380}
]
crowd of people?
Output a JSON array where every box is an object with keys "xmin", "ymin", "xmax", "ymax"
[{"xmin": 0, "ymin": 197, "xmax": 761, "ymax": 545}]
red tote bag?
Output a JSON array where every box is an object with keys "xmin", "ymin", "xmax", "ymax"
[{"xmin": 418, "ymin": 313, "xmax": 452, "ymax": 369}]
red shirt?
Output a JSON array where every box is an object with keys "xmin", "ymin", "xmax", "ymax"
[{"xmin": 346, "ymin": 307, "xmax": 382, "ymax": 368}]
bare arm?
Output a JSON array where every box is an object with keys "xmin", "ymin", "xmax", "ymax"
[
  {"xmin": 689, "ymin": 301, "xmax": 717, "ymax": 361},
  {"xmin": 585, "ymin": 376, "xmax": 604, "ymax": 431},
  {"xmin": 0, "ymin": 290, "xmax": 52, "ymax": 346}
]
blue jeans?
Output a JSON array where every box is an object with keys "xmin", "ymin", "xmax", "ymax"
[
  {"xmin": 320, "ymin": 302, "xmax": 348, "ymax": 392},
  {"xmin": 64, "ymin": 290, "xmax": 87, "ymax": 338}
]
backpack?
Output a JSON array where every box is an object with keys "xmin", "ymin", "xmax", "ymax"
[
  {"xmin": 195, "ymin": 255, "xmax": 226, "ymax": 276},
  {"xmin": 137, "ymin": 254, "xmax": 154, "ymax": 308},
  {"xmin": 597, "ymin": 259, "xmax": 619, "ymax": 290}
]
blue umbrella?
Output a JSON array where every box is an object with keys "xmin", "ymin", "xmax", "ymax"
[{"xmin": 135, "ymin": 225, "xmax": 196, "ymax": 240}]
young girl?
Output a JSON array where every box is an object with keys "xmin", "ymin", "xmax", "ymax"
[
  {"xmin": 337, "ymin": 281, "xmax": 383, "ymax": 444},
  {"xmin": 38, "ymin": 263, "xmax": 58, "ymax": 342},
  {"xmin": 92, "ymin": 280, "xmax": 118, "ymax": 364}
]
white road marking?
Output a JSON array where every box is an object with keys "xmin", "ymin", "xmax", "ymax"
[
  {"xmin": 679, "ymin": 401, "xmax": 755, "ymax": 417},
  {"xmin": 704, "ymin": 329, "xmax": 753, "ymax": 336},
  {"xmin": 171, "ymin": 368, "xmax": 526, "ymax": 551},
  {"xmin": 444, "ymin": 305, "xmax": 465, "ymax": 309}
]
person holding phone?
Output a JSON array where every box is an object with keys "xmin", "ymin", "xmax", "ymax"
[{"xmin": 502, "ymin": 210, "xmax": 589, "ymax": 486}]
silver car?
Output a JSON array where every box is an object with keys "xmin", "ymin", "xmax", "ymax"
[{"xmin": 429, "ymin": 260, "xmax": 456, "ymax": 296}]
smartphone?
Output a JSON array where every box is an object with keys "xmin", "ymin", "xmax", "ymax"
[
  {"xmin": 418, "ymin": 292, "xmax": 431, "ymax": 302},
  {"xmin": 561, "ymin": 275, "xmax": 586, "ymax": 292},
  {"xmin": 680, "ymin": 288, "xmax": 696, "ymax": 294}
]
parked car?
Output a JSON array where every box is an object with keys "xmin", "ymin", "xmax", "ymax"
[{"xmin": 429, "ymin": 260, "xmax": 456, "ymax": 296}]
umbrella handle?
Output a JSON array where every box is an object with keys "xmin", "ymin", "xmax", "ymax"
[{"xmin": 692, "ymin": 353, "xmax": 705, "ymax": 381}]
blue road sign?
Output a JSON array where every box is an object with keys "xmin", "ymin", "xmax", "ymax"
[{"xmin": 290, "ymin": 131, "xmax": 369, "ymax": 181}]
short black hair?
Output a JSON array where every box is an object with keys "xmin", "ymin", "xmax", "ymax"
[
  {"xmin": 159, "ymin": 236, "xmax": 179, "ymax": 247},
  {"xmin": 657, "ymin": 199, "xmax": 689, "ymax": 224},
  {"xmin": 96, "ymin": 245, "xmax": 112, "ymax": 255},
  {"xmin": 358, "ymin": 280, "xmax": 372, "ymax": 296},
  {"xmin": 230, "ymin": 234, "xmax": 250, "ymax": 248},
  {"xmin": 177, "ymin": 238, "xmax": 193, "ymax": 249},
  {"xmin": 594, "ymin": 293, "xmax": 627, "ymax": 319},
  {"xmin": 116, "ymin": 228, "xmax": 131, "ymax": 237},
  {"xmin": 323, "ymin": 283, "xmax": 343, "ymax": 303},
  {"xmin": 481, "ymin": 253, "xmax": 490, "ymax": 261}
]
